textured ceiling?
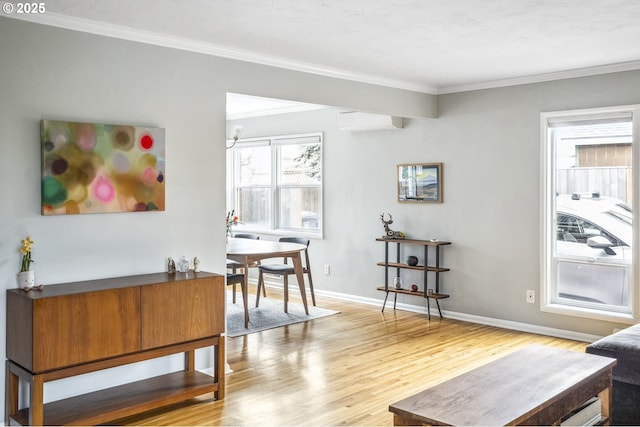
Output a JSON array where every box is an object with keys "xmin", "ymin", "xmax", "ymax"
[{"xmin": 6, "ymin": 0, "xmax": 640, "ymax": 93}]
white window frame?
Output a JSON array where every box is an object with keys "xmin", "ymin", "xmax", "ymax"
[
  {"xmin": 227, "ymin": 132, "xmax": 323, "ymax": 238},
  {"xmin": 540, "ymin": 105, "xmax": 640, "ymax": 323}
]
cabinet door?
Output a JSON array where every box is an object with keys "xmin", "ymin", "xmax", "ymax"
[
  {"xmin": 32, "ymin": 288, "xmax": 140, "ymax": 372},
  {"xmin": 140, "ymin": 276, "xmax": 224, "ymax": 349}
]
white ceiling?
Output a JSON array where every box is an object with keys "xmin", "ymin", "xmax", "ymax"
[{"xmin": 7, "ymin": 0, "xmax": 640, "ymax": 94}]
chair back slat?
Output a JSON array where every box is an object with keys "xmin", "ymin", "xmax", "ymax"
[
  {"xmin": 278, "ymin": 237, "xmax": 310, "ymax": 266},
  {"xmin": 235, "ymin": 233, "xmax": 260, "ymax": 240}
]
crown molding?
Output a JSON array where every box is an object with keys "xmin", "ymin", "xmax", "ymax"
[
  {"xmin": 4, "ymin": 12, "xmax": 438, "ymax": 94},
  {"xmin": 437, "ymin": 60, "xmax": 640, "ymax": 94},
  {"xmin": 6, "ymin": 12, "xmax": 640, "ymax": 96}
]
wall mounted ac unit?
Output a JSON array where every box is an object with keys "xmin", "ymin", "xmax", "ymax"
[{"xmin": 338, "ymin": 111, "xmax": 403, "ymax": 132}]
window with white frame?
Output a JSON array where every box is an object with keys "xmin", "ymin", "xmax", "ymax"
[
  {"xmin": 541, "ymin": 106, "xmax": 638, "ymax": 321},
  {"xmin": 227, "ymin": 133, "xmax": 322, "ymax": 235}
]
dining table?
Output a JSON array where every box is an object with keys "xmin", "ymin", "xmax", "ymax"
[{"xmin": 226, "ymin": 238, "xmax": 309, "ymax": 327}]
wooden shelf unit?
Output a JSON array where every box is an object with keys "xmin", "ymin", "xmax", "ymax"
[
  {"xmin": 5, "ymin": 271, "xmax": 225, "ymax": 426},
  {"xmin": 376, "ymin": 238, "xmax": 451, "ymax": 319}
]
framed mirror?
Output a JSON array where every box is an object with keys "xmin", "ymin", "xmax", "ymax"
[{"xmin": 397, "ymin": 163, "xmax": 443, "ymax": 203}]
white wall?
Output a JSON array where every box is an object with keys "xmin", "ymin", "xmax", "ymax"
[{"xmin": 0, "ymin": 17, "xmax": 435, "ymax": 414}]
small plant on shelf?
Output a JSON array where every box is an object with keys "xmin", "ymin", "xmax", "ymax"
[{"xmin": 18, "ymin": 236, "xmax": 34, "ymax": 272}]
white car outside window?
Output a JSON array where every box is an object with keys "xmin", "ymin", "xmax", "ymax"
[{"xmin": 555, "ymin": 194, "xmax": 631, "ymax": 306}]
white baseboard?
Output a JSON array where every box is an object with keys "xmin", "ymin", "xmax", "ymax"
[{"xmin": 258, "ymin": 278, "xmax": 603, "ymax": 343}]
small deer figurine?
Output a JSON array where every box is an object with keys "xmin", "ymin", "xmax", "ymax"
[{"xmin": 380, "ymin": 213, "xmax": 405, "ymax": 239}]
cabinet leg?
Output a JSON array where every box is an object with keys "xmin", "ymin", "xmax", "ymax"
[
  {"xmin": 184, "ymin": 350, "xmax": 195, "ymax": 372},
  {"xmin": 393, "ymin": 292, "xmax": 398, "ymax": 310},
  {"xmin": 29, "ymin": 375, "xmax": 44, "ymax": 426},
  {"xmin": 215, "ymin": 335, "xmax": 226, "ymax": 400},
  {"xmin": 5, "ymin": 361, "xmax": 18, "ymax": 426}
]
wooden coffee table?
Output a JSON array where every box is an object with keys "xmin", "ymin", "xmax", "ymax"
[{"xmin": 389, "ymin": 345, "xmax": 616, "ymax": 426}]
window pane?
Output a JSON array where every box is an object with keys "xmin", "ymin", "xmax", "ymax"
[
  {"xmin": 279, "ymin": 187, "xmax": 321, "ymax": 230},
  {"xmin": 237, "ymin": 187, "xmax": 271, "ymax": 229},
  {"xmin": 556, "ymin": 260, "xmax": 628, "ymax": 307},
  {"xmin": 228, "ymin": 133, "xmax": 322, "ymax": 235},
  {"xmin": 551, "ymin": 117, "xmax": 632, "ymax": 312},
  {"xmin": 279, "ymin": 143, "xmax": 321, "ymax": 185},
  {"xmin": 238, "ymin": 145, "xmax": 271, "ymax": 186}
]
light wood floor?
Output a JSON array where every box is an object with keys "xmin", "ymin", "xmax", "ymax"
[{"xmin": 114, "ymin": 286, "xmax": 587, "ymax": 426}]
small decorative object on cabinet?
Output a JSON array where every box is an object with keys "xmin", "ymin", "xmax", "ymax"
[
  {"xmin": 376, "ymin": 237, "xmax": 451, "ymax": 320},
  {"xmin": 406, "ymin": 255, "xmax": 418, "ymax": 266},
  {"xmin": 178, "ymin": 256, "xmax": 190, "ymax": 272},
  {"xmin": 167, "ymin": 257, "xmax": 176, "ymax": 273},
  {"xmin": 17, "ymin": 271, "xmax": 35, "ymax": 291}
]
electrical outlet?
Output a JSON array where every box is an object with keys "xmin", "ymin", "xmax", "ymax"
[
  {"xmin": 526, "ymin": 290, "xmax": 535, "ymax": 304},
  {"xmin": 324, "ymin": 264, "xmax": 330, "ymax": 275}
]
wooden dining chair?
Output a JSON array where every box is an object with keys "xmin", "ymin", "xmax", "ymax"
[
  {"xmin": 227, "ymin": 272, "xmax": 248, "ymax": 328},
  {"xmin": 255, "ymin": 237, "xmax": 316, "ymax": 313},
  {"xmin": 231, "ymin": 233, "xmax": 266, "ymax": 297},
  {"xmin": 226, "ymin": 259, "xmax": 243, "ymax": 303}
]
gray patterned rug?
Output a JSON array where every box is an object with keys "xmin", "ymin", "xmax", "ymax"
[{"xmin": 226, "ymin": 292, "xmax": 340, "ymax": 337}]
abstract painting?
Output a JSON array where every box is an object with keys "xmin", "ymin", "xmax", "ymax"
[{"xmin": 41, "ymin": 120, "xmax": 165, "ymax": 215}]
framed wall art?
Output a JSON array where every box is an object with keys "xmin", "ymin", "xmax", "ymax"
[
  {"xmin": 41, "ymin": 120, "xmax": 165, "ymax": 215},
  {"xmin": 397, "ymin": 163, "xmax": 442, "ymax": 203}
]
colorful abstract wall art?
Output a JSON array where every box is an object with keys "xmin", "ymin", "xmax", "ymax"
[{"xmin": 41, "ymin": 120, "xmax": 165, "ymax": 215}]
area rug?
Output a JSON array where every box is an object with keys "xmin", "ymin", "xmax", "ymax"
[{"xmin": 226, "ymin": 292, "xmax": 340, "ymax": 337}]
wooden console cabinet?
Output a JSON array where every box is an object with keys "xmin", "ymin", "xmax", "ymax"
[{"xmin": 5, "ymin": 271, "xmax": 225, "ymax": 426}]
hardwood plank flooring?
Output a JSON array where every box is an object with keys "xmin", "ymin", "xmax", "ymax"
[{"xmin": 113, "ymin": 286, "xmax": 587, "ymax": 426}]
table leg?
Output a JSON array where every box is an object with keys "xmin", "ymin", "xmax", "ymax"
[
  {"xmin": 598, "ymin": 374, "xmax": 612, "ymax": 425},
  {"xmin": 242, "ymin": 256, "xmax": 250, "ymax": 328},
  {"xmin": 291, "ymin": 252, "xmax": 309, "ymax": 314},
  {"xmin": 241, "ymin": 275, "xmax": 249, "ymax": 328}
]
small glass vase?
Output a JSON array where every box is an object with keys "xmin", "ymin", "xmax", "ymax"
[{"xmin": 17, "ymin": 270, "xmax": 35, "ymax": 291}]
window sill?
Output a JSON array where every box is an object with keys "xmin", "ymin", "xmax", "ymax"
[
  {"xmin": 542, "ymin": 302, "xmax": 636, "ymax": 324},
  {"xmin": 233, "ymin": 228, "xmax": 323, "ymax": 240}
]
